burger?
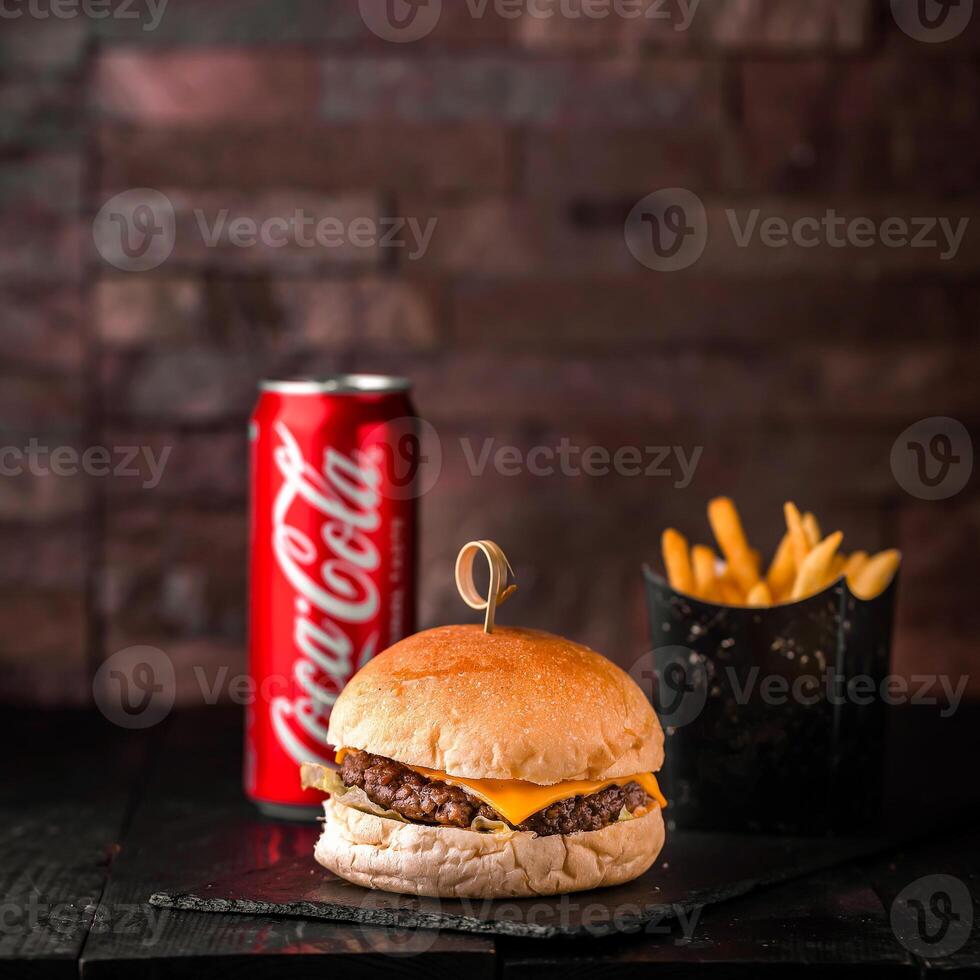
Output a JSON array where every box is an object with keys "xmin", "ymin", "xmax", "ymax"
[{"xmin": 301, "ymin": 623, "xmax": 666, "ymax": 898}]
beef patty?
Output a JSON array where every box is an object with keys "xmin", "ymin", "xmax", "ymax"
[{"xmin": 340, "ymin": 749, "xmax": 652, "ymax": 836}]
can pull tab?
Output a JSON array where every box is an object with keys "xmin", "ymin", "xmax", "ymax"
[{"xmin": 455, "ymin": 540, "xmax": 517, "ymax": 634}]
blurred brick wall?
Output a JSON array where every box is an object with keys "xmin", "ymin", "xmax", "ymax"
[{"xmin": 1, "ymin": 0, "xmax": 978, "ymax": 705}]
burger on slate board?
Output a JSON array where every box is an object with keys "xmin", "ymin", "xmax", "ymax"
[{"xmin": 301, "ymin": 615, "xmax": 666, "ymax": 898}]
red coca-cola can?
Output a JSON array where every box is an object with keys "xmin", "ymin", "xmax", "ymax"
[{"xmin": 245, "ymin": 376, "xmax": 418, "ymax": 819}]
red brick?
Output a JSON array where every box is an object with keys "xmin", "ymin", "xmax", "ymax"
[
  {"xmin": 94, "ymin": 0, "xmax": 366, "ymax": 44},
  {"xmin": 705, "ymin": 0, "xmax": 874, "ymax": 51},
  {"xmin": 524, "ymin": 128, "xmax": 730, "ymax": 197},
  {"xmin": 0, "ymin": 286, "xmax": 84, "ymax": 372},
  {"xmin": 100, "ymin": 505, "xmax": 247, "ymax": 705},
  {"xmin": 379, "ymin": 0, "xmax": 514, "ymax": 45},
  {"xmin": 95, "ymin": 277, "xmax": 206, "ymax": 348},
  {"xmin": 268, "ymin": 279, "xmax": 357, "ymax": 351},
  {"xmin": 0, "ymin": 525, "xmax": 89, "ymax": 590},
  {"xmin": 438, "ymin": 422, "xmax": 897, "ymax": 511},
  {"xmin": 453, "ymin": 276, "xmax": 980, "ymax": 347},
  {"xmin": 96, "ymin": 51, "xmax": 321, "ymax": 124},
  {"xmin": 100, "ymin": 348, "xmax": 259, "ymax": 426},
  {"xmin": 96, "ymin": 273, "xmax": 441, "ymax": 358},
  {"xmin": 0, "ymin": 17, "xmax": 87, "ymax": 75},
  {"xmin": 91, "ymin": 189, "xmax": 384, "ymax": 273},
  {"xmin": 0, "ymin": 657, "xmax": 90, "ymax": 706},
  {"xmin": 739, "ymin": 60, "xmax": 980, "ymax": 195},
  {"xmin": 101, "ymin": 430, "xmax": 246, "ymax": 502},
  {"xmin": 164, "ymin": 638, "xmax": 248, "ymax": 709},
  {"xmin": 94, "ymin": 0, "xmax": 511, "ymax": 47},
  {"xmin": 697, "ymin": 200, "xmax": 980, "ymax": 275},
  {"xmin": 511, "ymin": 0, "xmax": 697, "ymax": 52},
  {"xmin": 896, "ymin": 498, "xmax": 980, "ymax": 632},
  {"xmin": 738, "ymin": 61, "xmax": 881, "ymax": 193},
  {"xmin": 886, "ymin": 0, "xmax": 980, "ymax": 50},
  {"xmin": 0, "ymin": 375, "xmax": 83, "ymax": 430},
  {"xmin": 680, "ymin": 429, "xmax": 898, "ymax": 509},
  {"xmin": 411, "ymin": 196, "xmax": 980, "ymax": 278},
  {"xmin": 273, "ymin": 278, "xmax": 442, "ymax": 353},
  {"xmin": 167, "ymin": 190, "xmax": 383, "ymax": 272},
  {"xmin": 98, "ymin": 124, "xmax": 514, "ymax": 194},
  {"xmin": 892, "ymin": 630, "xmax": 980, "ymax": 701},
  {"xmin": 101, "ymin": 506, "xmax": 247, "ymax": 654},
  {"xmin": 406, "ymin": 197, "xmax": 634, "ymax": 276},
  {"xmin": 0, "ymin": 589, "xmax": 87, "ymax": 674},
  {"xmin": 232, "ymin": 274, "xmax": 439, "ymax": 355},
  {"xmin": 0, "ymin": 154, "xmax": 83, "ymax": 282},
  {"xmin": 361, "ymin": 345, "xmax": 980, "ymax": 428},
  {"xmin": 320, "ymin": 57, "xmax": 722, "ymax": 126},
  {"xmin": 0, "ymin": 80, "xmax": 83, "ymax": 148},
  {"xmin": 884, "ymin": 59, "xmax": 980, "ymax": 196},
  {"xmin": 0, "ymin": 215, "xmax": 83, "ymax": 283},
  {"xmin": 355, "ymin": 278, "xmax": 444, "ymax": 348},
  {"xmin": 0, "ymin": 153, "xmax": 82, "ymax": 218},
  {"xmin": 0, "ymin": 447, "xmax": 90, "ymax": 523}
]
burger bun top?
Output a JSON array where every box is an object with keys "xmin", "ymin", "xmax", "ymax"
[{"xmin": 327, "ymin": 624, "xmax": 664, "ymax": 784}]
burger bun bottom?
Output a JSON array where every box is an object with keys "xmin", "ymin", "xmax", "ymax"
[{"xmin": 314, "ymin": 797, "xmax": 665, "ymax": 899}]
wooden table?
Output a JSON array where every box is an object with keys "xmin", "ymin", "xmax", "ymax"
[{"xmin": 2, "ymin": 705, "xmax": 978, "ymax": 979}]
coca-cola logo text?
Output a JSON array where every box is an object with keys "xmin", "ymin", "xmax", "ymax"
[{"xmin": 269, "ymin": 422, "xmax": 383, "ymax": 766}]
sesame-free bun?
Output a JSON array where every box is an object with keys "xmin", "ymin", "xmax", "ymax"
[
  {"xmin": 315, "ymin": 795, "xmax": 665, "ymax": 899},
  {"xmin": 327, "ymin": 624, "xmax": 664, "ymax": 783}
]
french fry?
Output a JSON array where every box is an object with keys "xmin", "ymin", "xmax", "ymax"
[
  {"xmin": 657, "ymin": 498, "xmax": 898, "ymax": 610},
  {"xmin": 827, "ymin": 553, "xmax": 847, "ymax": 586},
  {"xmin": 844, "ymin": 551, "xmax": 869, "ymax": 584},
  {"xmin": 717, "ymin": 574, "xmax": 744, "ymax": 606},
  {"xmin": 692, "ymin": 545, "xmax": 721, "ymax": 602},
  {"xmin": 791, "ymin": 531, "xmax": 844, "ymax": 601},
  {"xmin": 803, "ymin": 512, "xmax": 822, "ymax": 549},
  {"xmin": 662, "ymin": 528, "xmax": 695, "ymax": 595},
  {"xmin": 783, "ymin": 502, "xmax": 810, "ymax": 571},
  {"xmin": 708, "ymin": 497, "xmax": 759, "ymax": 594},
  {"xmin": 766, "ymin": 532, "xmax": 796, "ymax": 601},
  {"xmin": 851, "ymin": 550, "xmax": 902, "ymax": 600}
]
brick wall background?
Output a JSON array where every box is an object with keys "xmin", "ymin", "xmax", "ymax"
[{"xmin": 1, "ymin": 0, "xmax": 978, "ymax": 705}]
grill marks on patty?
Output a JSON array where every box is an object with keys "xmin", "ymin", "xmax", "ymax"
[{"xmin": 339, "ymin": 749, "xmax": 653, "ymax": 836}]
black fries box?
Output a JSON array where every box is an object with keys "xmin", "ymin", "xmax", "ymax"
[{"xmin": 641, "ymin": 569, "xmax": 898, "ymax": 836}]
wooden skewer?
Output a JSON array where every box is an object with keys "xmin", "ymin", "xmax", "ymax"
[{"xmin": 455, "ymin": 540, "xmax": 517, "ymax": 634}]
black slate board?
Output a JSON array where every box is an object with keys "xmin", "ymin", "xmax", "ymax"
[{"xmin": 150, "ymin": 828, "xmax": 884, "ymax": 939}]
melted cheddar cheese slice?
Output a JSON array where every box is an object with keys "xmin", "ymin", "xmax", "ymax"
[{"xmin": 336, "ymin": 749, "xmax": 666, "ymax": 827}]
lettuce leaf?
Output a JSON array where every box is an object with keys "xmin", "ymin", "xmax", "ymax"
[
  {"xmin": 300, "ymin": 763, "xmax": 409, "ymax": 822},
  {"xmin": 300, "ymin": 762, "xmax": 345, "ymax": 796},
  {"xmin": 469, "ymin": 814, "xmax": 518, "ymax": 839},
  {"xmin": 337, "ymin": 785, "xmax": 409, "ymax": 823}
]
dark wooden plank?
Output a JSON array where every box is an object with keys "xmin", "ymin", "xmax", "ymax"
[
  {"xmin": 0, "ymin": 709, "xmax": 153, "ymax": 980},
  {"xmin": 79, "ymin": 707, "xmax": 496, "ymax": 980},
  {"xmin": 500, "ymin": 864, "xmax": 916, "ymax": 980},
  {"xmin": 866, "ymin": 827, "xmax": 980, "ymax": 979}
]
